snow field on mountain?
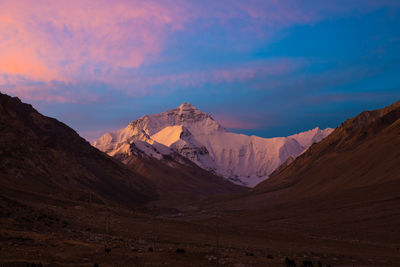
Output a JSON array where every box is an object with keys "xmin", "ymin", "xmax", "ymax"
[{"xmin": 94, "ymin": 103, "xmax": 333, "ymax": 186}]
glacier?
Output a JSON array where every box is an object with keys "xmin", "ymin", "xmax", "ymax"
[{"xmin": 94, "ymin": 103, "xmax": 333, "ymax": 187}]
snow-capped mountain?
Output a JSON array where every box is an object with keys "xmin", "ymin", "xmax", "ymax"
[{"xmin": 94, "ymin": 103, "xmax": 333, "ymax": 187}]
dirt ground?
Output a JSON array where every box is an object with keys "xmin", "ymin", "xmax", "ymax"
[{"xmin": 1, "ymin": 194, "xmax": 399, "ymax": 267}]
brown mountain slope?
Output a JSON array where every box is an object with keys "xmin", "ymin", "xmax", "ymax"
[
  {"xmin": 210, "ymin": 100, "xmax": 400, "ymax": 209},
  {"xmin": 193, "ymin": 101, "xmax": 400, "ymax": 264},
  {"xmin": 254, "ymin": 100, "xmax": 400, "ymax": 201},
  {"xmin": 121, "ymin": 152, "xmax": 247, "ymax": 208},
  {"xmin": 0, "ymin": 93, "xmax": 157, "ymax": 206}
]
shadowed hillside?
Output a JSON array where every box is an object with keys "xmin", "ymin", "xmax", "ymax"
[
  {"xmin": 0, "ymin": 93, "xmax": 157, "ymax": 206},
  {"xmin": 121, "ymin": 152, "xmax": 247, "ymax": 209},
  {"xmin": 198, "ymin": 101, "xmax": 400, "ymax": 265},
  {"xmin": 255, "ymin": 100, "xmax": 400, "ymax": 201}
]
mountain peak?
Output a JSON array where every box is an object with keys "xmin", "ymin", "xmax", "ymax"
[
  {"xmin": 94, "ymin": 103, "xmax": 333, "ymax": 187},
  {"xmin": 178, "ymin": 102, "xmax": 197, "ymax": 109},
  {"xmin": 165, "ymin": 102, "xmax": 214, "ymax": 124},
  {"xmin": 177, "ymin": 102, "xmax": 201, "ymax": 114}
]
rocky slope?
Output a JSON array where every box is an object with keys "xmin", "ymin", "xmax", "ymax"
[
  {"xmin": 196, "ymin": 100, "xmax": 400, "ymax": 265},
  {"xmin": 120, "ymin": 150, "xmax": 246, "ymax": 208},
  {"xmin": 0, "ymin": 93, "xmax": 157, "ymax": 206},
  {"xmin": 254, "ymin": 100, "xmax": 400, "ymax": 198},
  {"xmin": 94, "ymin": 103, "xmax": 333, "ymax": 186},
  {"xmin": 209, "ymin": 100, "xmax": 400, "ymax": 215}
]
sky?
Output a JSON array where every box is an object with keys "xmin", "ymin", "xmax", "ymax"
[{"xmin": 1, "ymin": 0, "xmax": 400, "ymax": 142}]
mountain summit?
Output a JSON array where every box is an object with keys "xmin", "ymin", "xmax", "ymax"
[
  {"xmin": 177, "ymin": 102, "xmax": 202, "ymax": 114},
  {"xmin": 94, "ymin": 103, "xmax": 333, "ymax": 186}
]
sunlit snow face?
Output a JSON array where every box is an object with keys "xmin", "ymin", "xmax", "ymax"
[{"xmin": 93, "ymin": 103, "xmax": 333, "ymax": 187}]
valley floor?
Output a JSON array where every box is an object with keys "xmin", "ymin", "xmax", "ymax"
[{"xmin": 1, "ymin": 192, "xmax": 399, "ymax": 267}]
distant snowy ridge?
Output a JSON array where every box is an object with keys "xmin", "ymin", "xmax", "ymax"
[{"xmin": 94, "ymin": 103, "xmax": 333, "ymax": 187}]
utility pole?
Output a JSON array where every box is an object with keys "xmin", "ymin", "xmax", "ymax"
[
  {"xmin": 216, "ymin": 210, "xmax": 220, "ymax": 266},
  {"xmin": 105, "ymin": 212, "xmax": 109, "ymax": 234},
  {"xmin": 152, "ymin": 218, "xmax": 156, "ymax": 252}
]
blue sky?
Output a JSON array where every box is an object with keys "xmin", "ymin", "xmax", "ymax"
[{"xmin": 1, "ymin": 0, "xmax": 399, "ymax": 141}]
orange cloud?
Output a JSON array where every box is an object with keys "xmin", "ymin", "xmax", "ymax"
[
  {"xmin": 0, "ymin": 0, "xmax": 187, "ymax": 83},
  {"xmin": 0, "ymin": 48, "xmax": 61, "ymax": 82}
]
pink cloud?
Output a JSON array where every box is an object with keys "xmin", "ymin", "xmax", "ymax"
[
  {"xmin": 0, "ymin": 0, "xmax": 187, "ymax": 82},
  {"xmin": 1, "ymin": 0, "xmax": 396, "ymax": 103},
  {"xmin": 1, "ymin": 0, "xmax": 377, "ymax": 85}
]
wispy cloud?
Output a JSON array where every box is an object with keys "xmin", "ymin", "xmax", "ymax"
[
  {"xmin": 1, "ymin": 0, "xmax": 398, "ymax": 103},
  {"xmin": 0, "ymin": 0, "xmax": 187, "ymax": 84},
  {"xmin": 113, "ymin": 58, "xmax": 306, "ymax": 95}
]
